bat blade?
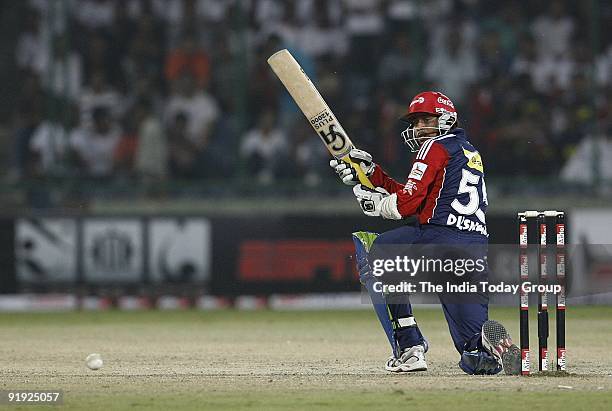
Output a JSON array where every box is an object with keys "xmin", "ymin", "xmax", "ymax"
[{"xmin": 267, "ymin": 49, "xmax": 374, "ymax": 188}]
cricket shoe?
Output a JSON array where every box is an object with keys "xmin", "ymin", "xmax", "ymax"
[
  {"xmin": 385, "ymin": 345, "xmax": 427, "ymax": 372},
  {"xmin": 481, "ymin": 320, "xmax": 521, "ymax": 375}
]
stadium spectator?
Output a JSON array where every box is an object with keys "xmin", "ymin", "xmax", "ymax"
[
  {"xmin": 533, "ymin": 49, "xmax": 575, "ymax": 93},
  {"xmin": 561, "ymin": 134, "xmax": 612, "ymax": 184},
  {"xmin": 164, "ymin": 74, "xmax": 219, "ymax": 149},
  {"xmin": 135, "ymin": 98, "xmax": 168, "ymax": 181},
  {"xmin": 124, "ymin": 10, "xmax": 166, "ymax": 89},
  {"xmin": 43, "ymin": 34, "xmax": 82, "ymax": 101},
  {"xmin": 164, "ymin": 31, "xmax": 211, "ymax": 89},
  {"xmin": 295, "ymin": 0, "xmax": 342, "ymax": 29},
  {"xmin": 80, "ymin": 32, "xmax": 123, "ymax": 89},
  {"xmin": 250, "ymin": 0, "xmax": 285, "ymax": 34},
  {"xmin": 28, "ymin": 111, "xmax": 73, "ymax": 177},
  {"xmin": 424, "ymin": 30, "xmax": 477, "ymax": 104},
  {"xmin": 377, "ymin": 32, "xmax": 418, "ymax": 90},
  {"xmin": 167, "ymin": 112, "xmax": 198, "ymax": 179},
  {"xmin": 292, "ymin": 118, "xmax": 328, "ymax": 187},
  {"xmin": 595, "ymin": 43, "xmax": 612, "ymax": 87},
  {"xmin": 344, "ymin": 0, "xmax": 385, "ymax": 69},
  {"xmin": 79, "ymin": 70, "xmax": 123, "ymax": 129},
  {"xmin": 10, "ymin": 73, "xmax": 45, "ymax": 180},
  {"xmin": 111, "ymin": 0, "xmax": 137, "ymax": 38},
  {"xmin": 209, "ymin": 35, "xmax": 235, "ymax": 112},
  {"xmin": 479, "ymin": 3, "xmax": 527, "ymax": 58},
  {"xmin": 477, "ymin": 29, "xmax": 512, "ymax": 81},
  {"xmin": 248, "ymin": 34, "xmax": 287, "ymax": 122},
  {"xmin": 496, "ymin": 100, "xmax": 555, "ymax": 176},
  {"xmin": 510, "ymin": 34, "xmax": 540, "ymax": 88},
  {"xmin": 3, "ymin": 0, "xmax": 611, "ymax": 196},
  {"xmin": 296, "ymin": 3, "xmax": 347, "ymax": 58},
  {"xmin": 531, "ymin": 0, "xmax": 574, "ymax": 60},
  {"xmin": 240, "ymin": 109, "xmax": 288, "ymax": 184},
  {"xmin": 15, "ymin": 7, "xmax": 46, "ymax": 76},
  {"xmin": 113, "ymin": 109, "xmax": 140, "ymax": 177},
  {"xmin": 385, "ymin": 0, "xmax": 418, "ymax": 32},
  {"xmin": 73, "ymin": 0, "xmax": 116, "ymax": 30},
  {"xmin": 108, "ymin": 1, "xmax": 137, "ymax": 86},
  {"xmin": 154, "ymin": 0, "xmax": 231, "ymax": 42},
  {"xmin": 266, "ymin": 0, "xmax": 302, "ymax": 50},
  {"xmin": 69, "ymin": 106, "xmax": 120, "ymax": 178},
  {"xmin": 556, "ymin": 72, "xmax": 597, "ymax": 148}
]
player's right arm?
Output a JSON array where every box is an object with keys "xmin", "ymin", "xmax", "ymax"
[
  {"xmin": 368, "ymin": 165, "xmax": 405, "ymax": 194},
  {"xmin": 392, "ymin": 142, "xmax": 449, "ymax": 218},
  {"xmin": 354, "ymin": 141, "xmax": 450, "ymax": 220}
]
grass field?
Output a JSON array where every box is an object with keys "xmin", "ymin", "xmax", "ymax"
[{"xmin": 1, "ymin": 306, "xmax": 611, "ymax": 410}]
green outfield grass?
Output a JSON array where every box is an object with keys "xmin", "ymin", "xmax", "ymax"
[{"xmin": 0, "ymin": 307, "xmax": 611, "ymax": 410}]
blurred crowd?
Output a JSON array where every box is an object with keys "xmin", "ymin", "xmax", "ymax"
[{"xmin": 7, "ymin": 0, "xmax": 612, "ymax": 196}]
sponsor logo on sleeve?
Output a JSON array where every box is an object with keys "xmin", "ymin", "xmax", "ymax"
[
  {"xmin": 462, "ymin": 147, "xmax": 484, "ymax": 173},
  {"xmin": 403, "ymin": 179, "xmax": 418, "ymax": 195},
  {"xmin": 408, "ymin": 162, "xmax": 428, "ymax": 181}
]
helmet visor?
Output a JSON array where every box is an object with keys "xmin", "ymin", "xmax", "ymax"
[{"xmin": 401, "ymin": 125, "xmax": 439, "ymax": 152}]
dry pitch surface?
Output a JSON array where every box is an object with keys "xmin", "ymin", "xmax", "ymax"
[{"xmin": 1, "ymin": 307, "xmax": 611, "ymax": 410}]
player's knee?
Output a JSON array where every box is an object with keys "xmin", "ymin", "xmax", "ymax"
[{"xmin": 371, "ymin": 230, "xmax": 395, "ymax": 246}]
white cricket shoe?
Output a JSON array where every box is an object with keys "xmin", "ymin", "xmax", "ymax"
[{"xmin": 385, "ymin": 345, "xmax": 427, "ymax": 372}]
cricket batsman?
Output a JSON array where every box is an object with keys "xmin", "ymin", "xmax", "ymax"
[{"xmin": 330, "ymin": 91, "xmax": 521, "ymax": 375}]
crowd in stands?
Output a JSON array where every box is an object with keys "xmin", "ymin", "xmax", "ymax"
[{"xmin": 8, "ymin": 0, "xmax": 612, "ymax": 197}]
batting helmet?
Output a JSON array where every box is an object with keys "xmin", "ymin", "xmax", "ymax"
[{"xmin": 401, "ymin": 91, "xmax": 458, "ymax": 152}]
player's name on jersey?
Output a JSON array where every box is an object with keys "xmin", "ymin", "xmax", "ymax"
[{"xmin": 446, "ymin": 213, "xmax": 487, "ymax": 236}]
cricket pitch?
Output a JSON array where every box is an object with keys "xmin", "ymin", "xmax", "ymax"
[{"xmin": 1, "ymin": 307, "xmax": 611, "ymax": 410}]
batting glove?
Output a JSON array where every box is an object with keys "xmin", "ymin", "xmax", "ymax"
[
  {"xmin": 353, "ymin": 184, "xmax": 390, "ymax": 217},
  {"xmin": 329, "ymin": 148, "xmax": 375, "ymax": 185},
  {"xmin": 353, "ymin": 184, "xmax": 403, "ymax": 219}
]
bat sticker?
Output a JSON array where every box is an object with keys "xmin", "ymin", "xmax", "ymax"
[{"xmin": 319, "ymin": 124, "xmax": 348, "ymax": 153}]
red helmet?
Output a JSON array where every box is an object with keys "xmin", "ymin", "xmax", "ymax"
[{"xmin": 401, "ymin": 91, "xmax": 458, "ymax": 152}]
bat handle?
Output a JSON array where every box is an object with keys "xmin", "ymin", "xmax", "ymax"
[{"xmin": 343, "ymin": 156, "xmax": 375, "ymax": 189}]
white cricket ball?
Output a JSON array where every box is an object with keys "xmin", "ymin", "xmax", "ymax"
[{"xmin": 85, "ymin": 353, "xmax": 103, "ymax": 370}]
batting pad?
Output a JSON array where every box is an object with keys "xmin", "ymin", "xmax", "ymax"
[{"xmin": 352, "ymin": 231, "xmax": 400, "ymax": 357}]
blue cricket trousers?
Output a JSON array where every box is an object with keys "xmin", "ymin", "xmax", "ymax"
[{"xmin": 371, "ymin": 223, "xmax": 488, "ymax": 353}]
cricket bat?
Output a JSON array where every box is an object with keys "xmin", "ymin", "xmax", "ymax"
[{"xmin": 267, "ymin": 49, "xmax": 374, "ymax": 188}]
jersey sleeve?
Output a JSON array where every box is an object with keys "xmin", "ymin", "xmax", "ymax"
[
  {"xmin": 369, "ymin": 164, "xmax": 405, "ymax": 194},
  {"xmin": 395, "ymin": 141, "xmax": 450, "ymax": 218}
]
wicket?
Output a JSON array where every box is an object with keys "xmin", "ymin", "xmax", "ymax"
[{"xmin": 517, "ymin": 210, "xmax": 566, "ymax": 375}]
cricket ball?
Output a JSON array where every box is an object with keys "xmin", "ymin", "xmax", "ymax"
[{"xmin": 85, "ymin": 353, "xmax": 103, "ymax": 370}]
